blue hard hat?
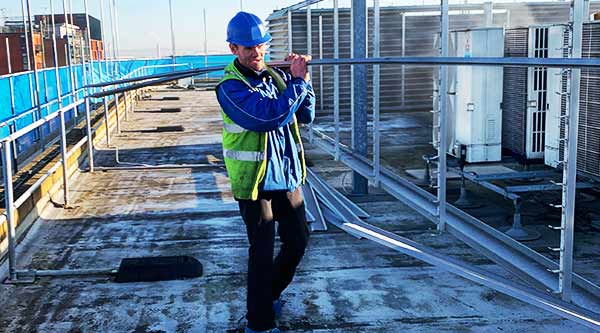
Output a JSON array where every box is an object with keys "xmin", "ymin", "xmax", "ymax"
[{"xmin": 226, "ymin": 11, "xmax": 272, "ymax": 47}]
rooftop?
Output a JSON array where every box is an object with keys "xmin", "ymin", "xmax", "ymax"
[{"xmin": 0, "ymin": 88, "xmax": 595, "ymax": 332}]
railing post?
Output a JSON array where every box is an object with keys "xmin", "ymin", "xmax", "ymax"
[
  {"xmin": 373, "ymin": 0, "xmax": 381, "ymax": 186},
  {"xmin": 352, "ymin": 0, "xmax": 368, "ymax": 195},
  {"xmin": 559, "ymin": 0, "xmax": 585, "ymax": 302},
  {"xmin": 2, "ymin": 140, "xmax": 18, "ymax": 282},
  {"xmin": 333, "ymin": 0, "xmax": 340, "ymax": 161},
  {"xmin": 437, "ymin": 0, "xmax": 450, "ymax": 232},
  {"xmin": 25, "ymin": 0, "xmax": 43, "ymax": 140},
  {"xmin": 6, "ymin": 38, "xmax": 19, "ymax": 168},
  {"xmin": 20, "ymin": 0, "xmax": 36, "ymax": 115},
  {"xmin": 59, "ymin": 109, "xmax": 69, "ymax": 206},
  {"xmin": 307, "ymin": 4, "xmax": 314, "ymax": 144},
  {"xmin": 318, "ymin": 15, "xmax": 324, "ymax": 113},
  {"xmin": 103, "ymin": 96, "xmax": 111, "ymax": 146}
]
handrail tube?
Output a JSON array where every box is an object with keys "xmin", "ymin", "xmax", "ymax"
[
  {"xmin": 0, "ymin": 62, "xmax": 172, "ymax": 132},
  {"xmin": 90, "ymin": 70, "xmax": 205, "ymax": 98},
  {"xmin": 87, "ymin": 64, "xmax": 209, "ymax": 88},
  {"xmin": 85, "ymin": 56, "xmax": 600, "ymax": 94},
  {"xmin": 13, "ymin": 133, "xmax": 88, "ymax": 209},
  {"xmin": 3, "ymin": 100, "xmax": 84, "ymax": 143},
  {"xmin": 0, "ymin": 87, "xmax": 86, "ymax": 129}
]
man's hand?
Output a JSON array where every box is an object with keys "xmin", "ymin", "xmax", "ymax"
[{"xmin": 285, "ymin": 53, "xmax": 311, "ymax": 82}]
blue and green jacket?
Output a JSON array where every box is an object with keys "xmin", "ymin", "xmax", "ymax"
[{"xmin": 216, "ymin": 59, "xmax": 315, "ymax": 193}]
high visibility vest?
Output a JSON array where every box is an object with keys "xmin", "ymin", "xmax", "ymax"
[{"xmin": 218, "ymin": 62, "xmax": 306, "ymax": 200}]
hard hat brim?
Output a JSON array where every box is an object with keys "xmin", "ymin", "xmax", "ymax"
[{"xmin": 227, "ymin": 32, "xmax": 272, "ymax": 47}]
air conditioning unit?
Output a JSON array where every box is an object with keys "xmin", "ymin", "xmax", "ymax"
[
  {"xmin": 433, "ymin": 27, "xmax": 504, "ymax": 163},
  {"xmin": 502, "ymin": 25, "xmax": 567, "ymax": 163},
  {"xmin": 558, "ymin": 22, "xmax": 600, "ymax": 178}
]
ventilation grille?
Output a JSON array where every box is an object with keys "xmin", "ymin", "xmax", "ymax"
[
  {"xmin": 531, "ymin": 27, "xmax": 550, "ymax": 154},
  {"xmin": 502, "ymin": 28, "xmax": 528, "ymax": 158}
]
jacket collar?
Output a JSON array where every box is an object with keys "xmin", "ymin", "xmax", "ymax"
[{"xmin": 234, "ymin": 59, "xmax": 270, "ymax": 80}]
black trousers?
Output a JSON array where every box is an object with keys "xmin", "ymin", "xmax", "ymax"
[{"xmin": 237, "ymin": 187, "xmax": 310, "ymax": 331}]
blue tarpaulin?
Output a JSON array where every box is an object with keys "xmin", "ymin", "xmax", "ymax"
[{"xmin": 0, "ymin": 54, "xmax": 237, "ymax": 144}]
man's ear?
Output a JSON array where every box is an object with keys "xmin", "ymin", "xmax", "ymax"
[{"xmin": 228, "ymin": 43, "xmax": 238, "ymax": 55}]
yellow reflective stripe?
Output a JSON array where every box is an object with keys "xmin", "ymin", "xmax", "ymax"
[
  {"xmin": 223, "ymin": 149, "xmax": 265, "ymax": 162},
  {"xmin": 223, "ymin": 122, "xmax": 246, "ymax": 134}
]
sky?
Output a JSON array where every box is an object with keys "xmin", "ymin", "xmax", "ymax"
[
  {"xmin": 0, "ymin": 0, "xmax": 302, "ymax": 57},
  {"xmin": 0, "ymin": 0, "xmax": 546, "ymax": 58}
]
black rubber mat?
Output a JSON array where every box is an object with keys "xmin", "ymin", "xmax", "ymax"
[{"xmin": 114, "ymin": 255, "xmax": 203, "ymax": 283}]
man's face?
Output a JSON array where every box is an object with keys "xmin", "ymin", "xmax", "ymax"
[{"xmin": 229, "ymin": 43, "xmax": 267, "ymax": 71}]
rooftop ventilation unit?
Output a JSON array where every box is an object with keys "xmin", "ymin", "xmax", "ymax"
[
  {"xmin": 558, "ymin": 22, "xmax": 600, "ymax": 178},
  {"xmin": 502, "ymin": 25, "xmax": 567, "ymax": 162},
  {"xmin": 433, "ymin": 27, "xmax": 504, "ymax": 163}
]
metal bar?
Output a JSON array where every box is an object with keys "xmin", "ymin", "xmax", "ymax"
[
  {"xmin": 89, "ymin": 56, "xmax": 600, "ymax": 89},
  {"xmin": 309, "ymin": 130, "xmax": 600, "ymax": 311},
  {"xmin": 337, "ymin": 219, "xmax": 600, "ymax": 331},
  {"xmin": 20, "ymin": 0, "xmax": 35, "ymax": 110},
  {"xmin": 333, "ymin": 0, "xmax": 340, "ymax": 161},
  {"xmin": 302, "ymin": 183, "xmax": 327, "ymax": 231},
  {"xmin": 373, "ymin": 0, "xmax": 381, "ymax": 186},
  {"xmin": 437, "ymin": 0, "xmax": 449, "ymax": 232},
  {"xmin": 484, "ymin": 1, "xmax": 493, "ymax": 26},
  {"xmin": 560, "ymin": 0, "xmax": 585, "ymax": 302},
  {"xmin": 109, "ymin": 0, "xmax": 120, "ymax": 134},
  {"xmin": 81, "ymin": 2, "xmax": 95, "ymax": 172},
  {"xmin": 89, "ymin": 56, "xmax": 600, "ymax": 98},
  {"xmin": 18, "ymin": 268, "xmax": 118, "ymax": 277},
  {"xmin": 50, "ymin": 0, "xmax": 63, "ymax": 109},
  {"xmin": 306, "ymin": 168, "xmax": 365, "ymax": 239},
  {"xmin": 462, "ymin": 172, "xmax": 521, "ymax": 200},
  {"xmin": 14, "ymin": 134, "xmax": 88, "ymax": 209},
  {"xmin": 113, "ymin": 0, "xmax": 121, "ymax": 73},
  {"xmin": 2, "ymin": 141, "xmax": 17, "ymax": 282},
  {"xmin": 62, "ymin": 0, "xmax": 76, "ymax": 104},
  {"xmin": 58, "ymin": 108, "xmax": 69, "ymax": 205},
  {"xmin": 318, "ymin": 15, "xmax": 323, "ymax": 113},
  {"xmin": 169, "ymin": 0, "xmax": 176, "ymax": 68},
  {"xmin": 99, "ymin": 0, "xmax": 109, "ymax": 144},
  {"xmin": 466, "ymin": 170, "xmax": 558, "ymax": 181},
  {"xmin": 203, "ymin": 8, "xmax": 208, "ymax": 79},
  {"xmin": 103, "ymin": 95, "xmax": 111, "ymax": 146},
  {"xmin": 26, "ymin": 0, "xmax": 43, "ymax": 125},
  {"xmin": 95, "ymin": 164, "xmax": 224, "ymax": 171},
  {"xmin": 3, "ymin": 100, "xmax": 84, "ymax": 143},
  {"xmin": 352, "ymin": 0, "xmax": 368, "ymax": 195},
  {"xmin": 5, "ymin": 38, "xmax": 16, "ymax": 137},
  {"xmin": 99, "ymin": 0, "xmax": 109, "ymax": 78},
  {"xmin": 87, "ymin": 64, "xmax": 194, "ymax": 88},
  {"xmin": 69, "ymin": 0, "xmax": 79, "ymax": 102},
  {"xmin": 401, "ymin": 13, "xmax": 406, "ymax": 107},
  {"xmin": 84, "ymin": 0, "xmax": 96, "ymax": 89},
  {"xmin": 288, "ymin": 10, "xmax": 293, "ymax": 53},
  {"xmin": 5, "ymin": 39, "xmax": 18, "ymax": 166},
  {"xmin": 307, "ymin": 4, "xmax": 314, "ymax": 143},
  {"xmin": 0, "ymin": 88, "xmax": 85, "ymax": 130},
  {"xmin": 506, "ymin": 183, "xmax": 592, "ymax": 193}
]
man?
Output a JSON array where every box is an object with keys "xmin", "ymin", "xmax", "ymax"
[{"xmin": 215, "ymin": 11, "xmax": 316, "ymax": 333}]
